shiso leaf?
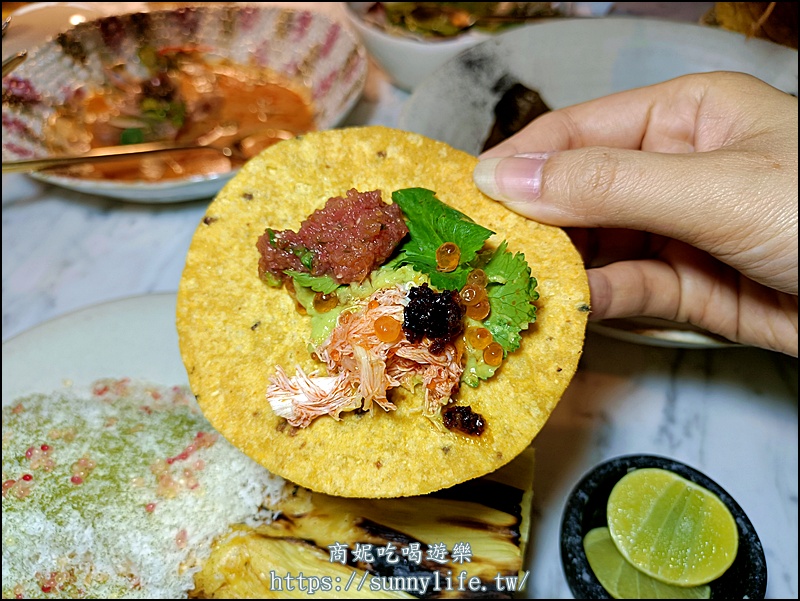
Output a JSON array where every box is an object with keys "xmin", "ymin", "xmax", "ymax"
[{"xmin": 391, "ymin": 188, "xmax": 494, "ymax": 290}]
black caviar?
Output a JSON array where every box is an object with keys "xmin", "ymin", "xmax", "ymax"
[
  {"xmin": 443, "ymin": 405, "xmax": 486, "ymax": 437},
  {"xmin": 402, "ymin": 283, "xmax": 465, "ymax": 354}
]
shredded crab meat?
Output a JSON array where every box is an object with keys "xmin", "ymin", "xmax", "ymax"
[
  {"xmin": 267, "ymin": 366, "xmax": 360, "ymax": 428},
  {"xmin": 267, "ymin": 285, "xmax": 464, "ymax": 427}
]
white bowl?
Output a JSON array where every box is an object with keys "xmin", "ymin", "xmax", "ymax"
[{"xmin": 343, "ymin": 2, "xmax": 492, "ymax": 92}]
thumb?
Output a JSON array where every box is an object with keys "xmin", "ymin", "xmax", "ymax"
[{"xmin": 473, "ymin": 148, "xmax": 716, "ymax": 234}]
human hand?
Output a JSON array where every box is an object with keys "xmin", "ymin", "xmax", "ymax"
[{"xmin": 473, "ymin": 72, "xmax": 798, "ymax": 356}]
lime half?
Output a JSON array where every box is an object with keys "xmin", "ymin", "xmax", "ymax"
[
  {"xmin": 607, "ymin": 467, "xmax": 738, "ymax": 587},
  {"xmin": 584, "ymin": 527, "xmax": 711, "ymax": 599}
]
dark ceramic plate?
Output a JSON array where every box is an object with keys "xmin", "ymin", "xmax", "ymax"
[{"xmin": 560, "ymin": 455, "xmax": 767, "ymax": 599}]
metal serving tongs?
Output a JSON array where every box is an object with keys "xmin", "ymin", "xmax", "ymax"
[
  {"xmin": 1, "ymin": 126, "xmax": 296, "ymax": 173},
  {"xmin": 2, "ymin": 15, "xmax": 28, "ymax": 77}
]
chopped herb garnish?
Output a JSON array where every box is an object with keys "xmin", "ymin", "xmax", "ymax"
[{"xmin": 120, "ymin": 128, "xmax": 144, "ymax": 145}]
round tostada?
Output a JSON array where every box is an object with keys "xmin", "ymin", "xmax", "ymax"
[{"xmin": 176, "ymin": 126, "xmax": 589, "ymax": 498}]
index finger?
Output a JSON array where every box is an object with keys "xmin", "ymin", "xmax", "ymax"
[{"xmin": 480, "ymin": 74, "xmax": 707, "ymax": 157}]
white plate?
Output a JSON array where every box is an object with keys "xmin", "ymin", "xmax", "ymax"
[
  {"xmin": 1, "ymin": 293, "xmax": 186, "ymax": 404},
  {"xmin": 587, "ymin": 318, "xmax": 739, "ymax": 349},
  {"xmin": 399, "ymin": 17, "xmax": 797, "ymax": 348},
  {"xmin": 29, "ymin": 170, "xmax": 237, "ymax": 203}
]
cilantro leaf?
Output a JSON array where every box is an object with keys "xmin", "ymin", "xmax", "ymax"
[
  {"xmin": 481, "ymin": 242, "xmax": 538, "ymax": 353},
  {"xmin": 392, "ymin": 188, "xmax": 494, "ymax": 290},
  {"xmin": 285, "ymin": 271, "xmax": 340, "ymax": 294}
]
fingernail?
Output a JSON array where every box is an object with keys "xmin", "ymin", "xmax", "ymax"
[{"xmin": 473, "ymin": 153, "xmax": 552, "ymax": 204}]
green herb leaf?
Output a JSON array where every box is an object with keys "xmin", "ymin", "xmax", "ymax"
[
  {"xmin": 169, "ymin": 101, "xmax": 186, "ymax": 128},
  {"xmin": 392, "ymin": 188, "xmax": 494, "ymax": 289},
  {"xmin": 120, "ymin": 128, "xmax": 144, "ymax": 145},
  {"xmin": 481, "ymin": 242, "xmax": 538, "ymax": 353},
  {"xmin": 261, "ymin": 271, "xmax": 282, "ymax": 288},
  {"xmin": 287, "ymin": 246, "xmax": 314, "ymax": 271},
  {"xmin": 285, "ymin": 271, "xmax": 340, "ymax": 294}
]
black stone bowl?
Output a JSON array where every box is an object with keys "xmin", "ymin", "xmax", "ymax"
[{"xmin": 560, "ymin": 455, "xmax": 767, "ymax": 599}]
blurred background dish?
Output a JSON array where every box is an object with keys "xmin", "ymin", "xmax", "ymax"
[
  {"xmin": 343, "ymin": 2, "xmax": 586, "ymax": 92},
  {"xmin": 0, "ymin": 2, "xmax": 124, "ymax": 56},
  {"xmin": 398, "ymin": 16, "xmax": 797, "ymax": 155},
  {"xmin": 1, "ymin": 5, "xmax": 367, "ymax": 202},
  {"xmin": 398, "ymin": 16, "xmax": 797, "ymax": 348}
]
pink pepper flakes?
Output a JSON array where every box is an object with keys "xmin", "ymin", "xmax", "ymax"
[
  {"xmin": 2, "ymin": 479, "xmax": 17, "ymax": 497},
  {"xmin": 145, "ymin": 502, "xmax": 157, "ymax": 513},
  {"xmin": 21, "ymin": 474, "xmax": 33, "ymax": 481},
  {"xmin": 70, "ymin": 456, "xmax": 96, "ymax": 484},
  {"xmin": 3, "ymin": 478, "xmax": 33, "ymax": 499},
  {"xmin": 27, "ymin": 445, "xmax": 55, "ymax": 471},
  {"xmin": 92, "ymin": 384, "xmax": 109, "ymax": 396},
  {"xmin": 112, "ymin": 378, "xmax": 132, "ymax": 396},
  {"xmin": 176, "ymin": 528, "xmax": 188, "ymax": 549}
]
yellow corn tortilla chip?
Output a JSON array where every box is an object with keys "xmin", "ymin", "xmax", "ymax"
[{"xmin": 177, "ymin": 126, "xmax": 589, "ymax": 498}]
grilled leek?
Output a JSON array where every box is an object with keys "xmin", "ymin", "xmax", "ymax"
[{"xmin": 191, "ymin": 447, "xmax": 534, "ymax": 598}]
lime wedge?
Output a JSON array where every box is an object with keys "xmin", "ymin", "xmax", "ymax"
[
  {"xmin": 607, "ymin": 467, "xmax": 738, "ymax": 587},
  {"xmin": 584, "ymin": 527, "xmax": 711, "ymax": 599}
]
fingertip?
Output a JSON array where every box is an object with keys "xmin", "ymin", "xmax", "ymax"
[
  {"xmin": 585, "ymin": 261, "xmax": 681, "ymax": 322},
  {"xmin": 473, "ymin": 154, "xmax": 550, "ymax": 205},
  {"xmin": 472, "ymin": 158, "xmax": 506, "ymax": 201},
  {"xmin": 585, "ymin": 269, "xmax": 612, "ymax": 321}
]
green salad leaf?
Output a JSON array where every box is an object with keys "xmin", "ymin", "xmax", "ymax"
[
  {"xmin": 285, "ymin": 271, "xmax": 340, "ymax": 294},
  {"xmin": 481, "ymin": 242, "xmax": 538, "ymax": 353},
  {"xmin": 391, "ymin": 188, "xmax": 493, "ymax": 289}
]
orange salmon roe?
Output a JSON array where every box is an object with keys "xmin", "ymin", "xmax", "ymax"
[
  {"xmin": 435, "ymin": 242, "xmax": 460, "ymax": 272},
  {"xmin": 483, "ymin": 342, "xmax": 504, "ymax": 367},
  {"xmin": 466, "ymin": 327, "xmax": 493, "ymax": 350},
  {"xmin": 466, "ymin": 299, "xmax": 491, "ymax": 320},
  {"xmin": 467, "ymin": 269, "xmax": 488, "ymax": 287},
  {"xmin": 460, "ymin": 284, "xmax": 487, "ymax": 306},
  {"xmin": 374, "ymin": 316, "xmax": 402, "ymax": 343},
  {"xmin": 313, "ymin": 292, "xmax": 338, "ymax": 313}
]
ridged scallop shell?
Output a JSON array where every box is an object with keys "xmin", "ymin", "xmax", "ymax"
[{"xmin": 2, "ymin": 6, "xmax": 367, "ymax": 176}]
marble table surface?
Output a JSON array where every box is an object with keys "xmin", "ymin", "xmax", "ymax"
[{"xmin": 2, "ymin": 3, "xmax": 797, "ymax": 599}]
